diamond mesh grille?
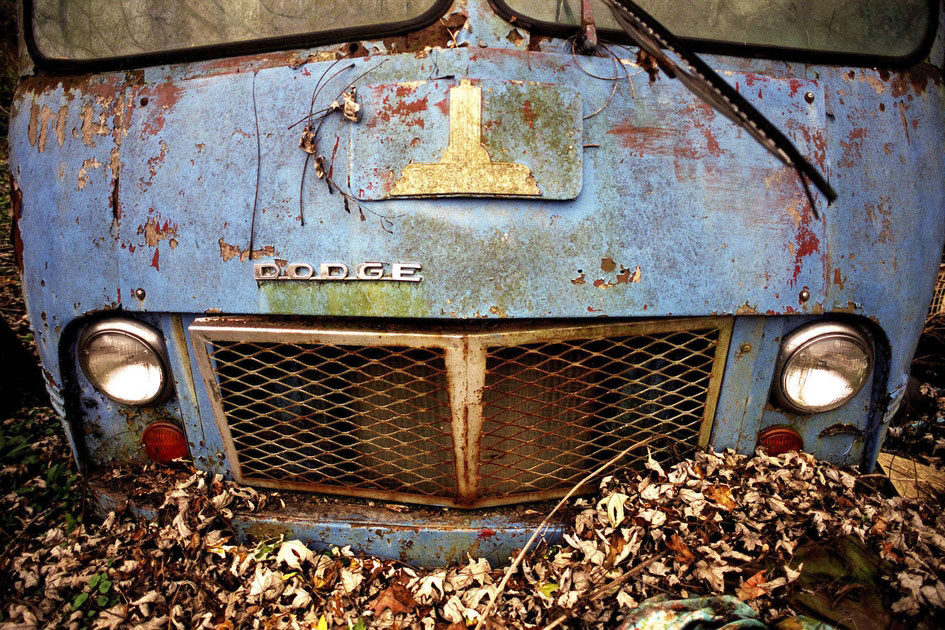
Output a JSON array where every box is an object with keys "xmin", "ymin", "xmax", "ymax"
[
  {"xmin": 479, "ymin": 329, "xmax": 719, "ymax": 498},
  {"xmin": 929, "ymin": 265, "xmax": 945, "ymax": 317},
  {"xmin": 208, "ymin": 342, "xmax": 456, "ymax": 496},
  {"xmin": 192, "ymin": 318, "xmax": 729, "ymax": 508}
]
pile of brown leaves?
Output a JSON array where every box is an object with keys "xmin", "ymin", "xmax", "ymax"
[
  {"xmin": 3, "ymin": 447, "xmax": 945, "ymax": 629},
  {"xmin": 563, "ymin": 449, "xmax": 945, "ymax": 620}
]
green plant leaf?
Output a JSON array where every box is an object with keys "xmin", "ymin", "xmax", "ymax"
[
  {"xmin": 98, "ymin": 578, "xmax": 112, "ymax": 594},
  {"xmin": 88, "ymin": 574, "xmax": 102, "ymax": 590},
  {"xmin": 96, "ymin": 595, "xmax": 108, "ymax": 608},
  {"xmin": 72, "ymin": 592, "xmax": 89, "ymax": 610}
]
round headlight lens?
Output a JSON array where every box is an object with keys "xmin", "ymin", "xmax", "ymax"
[
  {"xmin": 78, "ymin": 320, "xmax": 169, "ymax": 405},
  {"xmin": 775, "ymin": 323, "xmax": 872, "ymax": 413}
]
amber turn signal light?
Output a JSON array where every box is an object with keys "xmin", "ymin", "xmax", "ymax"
[
  {"xmin": 757, "ymin": 426, "xmax": 803, "ymax": 456},
  {"xmin": 141, "ymin": 421, "xmax": 189, "ymax": 464}
]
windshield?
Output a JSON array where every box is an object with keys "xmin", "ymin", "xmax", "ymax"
[
  {"xmin": 30, "ymin": 0, "xmax": 443, "ymax": 62},
  {"xmin": 502, "ymin": 0, "xmax": 932, "ymax": 58}
]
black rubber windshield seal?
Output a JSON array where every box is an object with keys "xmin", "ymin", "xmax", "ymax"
[
  {"xmin": 23, "ymin": 0, "xmax": 453, "ymax": 74},
  {"xmin": 489, "ymin": 0, "xmax": 939, "ymax": 69}
]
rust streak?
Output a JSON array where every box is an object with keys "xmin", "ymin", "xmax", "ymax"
[
  {"xmin": 898, "ymin": 102, "xmax": 910, "ymax": 144},
  {"xmin": 792, "ymin": 213, "xmax": 820, "ymax": 286},
  {"xmin": 218, "ymin": 238, "xmax": 274, "ymax": 262},
  {"xmin": 833, "ymin": 268, "xmax": 845, "ymax": 290},
  {"xmin": 141, "ymin": 82, "xmax": 183, "ymax": 137},
  {"xmin": 27, "ymin": 102, "xmax": 39, "ymax": 146},
  {"xmin": 80, "ymin": 102, "xmax": 110, "ymax": 147},
  {"xmin": 139, "ymin": 214, "xmax": 178, "ymax": 248},
  {"xmin": 522, "ymin": 100, "xmax": 536, "ymax": 129},
  {"xmin": 77, "ymin": 157, "xmax": 102, "ymax": 191},
  {"xmin": 37, "ymin": 105, "xmax": 53, "ymax": 153},
  {"xmin": 110, "ymin": 176, "xmax": 120, "ymax": 226},
  {"xmin": 9, "ymin": 175, "xmax": 23, "ymax": 272},
  {"xmin": 606, "ymin": 123, "xmax": 675, "ymax": 155},
  {"xmin": 55, "ymin": 105, "xmax": 68, "ymax": 147}
]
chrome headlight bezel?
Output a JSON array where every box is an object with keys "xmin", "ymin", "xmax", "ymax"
[
  {"xmin": 773, "ymin": 322, "xmax": 873, "ymax": 414},
  {"xmin": 77, "ymin": 319, "xmax": 172, "ymax": 406}
]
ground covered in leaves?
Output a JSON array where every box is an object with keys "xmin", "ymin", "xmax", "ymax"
[{"xmin": 1, "ymin": 438, "xmax": 945, "ymax": 629}]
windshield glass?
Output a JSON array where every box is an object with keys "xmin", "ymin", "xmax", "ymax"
[
  {"xmin": 503, "ymin": 0, "xmax": 931, "ymax": 58},
  {"xmin": 31, "ymin": 0, "xmax": 441, "ymax": 61}
]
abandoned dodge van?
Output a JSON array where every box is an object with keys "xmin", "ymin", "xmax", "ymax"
[{"xmin": 9, "ymin": 0, "xmax": 945, "ymax": 564}]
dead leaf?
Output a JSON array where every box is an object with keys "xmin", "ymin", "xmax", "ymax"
[
  {"xmin": 705, "ymin": 484, "xmax": 737, "ymax": 511},
  {"xmin": 598, "ymin": 493, "xmax": 628, "ymax": 528},
  {"xmin": 341, "ymin": 89, "xmax": 361, "ymax": 122},
  {"xmin": 736, "ymin": 569, "xmax": 768, "ymax": 601},
  {"xmin": 299, "ymin": 126, "xmax": 317, "ymax": 155},
  {"xmin": 371, "ymin": 583, "xmax": 418, "ymax": 618},
  {"xmin": 667, "ymin": 533, "xmax": 695, "ymax": 564},
  {"xmin": 276, "ymin": 539, "xmax": 314, "ymax": 570}
]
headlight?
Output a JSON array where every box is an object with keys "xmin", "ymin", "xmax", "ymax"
[
  {"xmin": 773, "ymin": 322, "xmax": 872, "ymax": 413},
  {"xmin": 78, "ymin": 319, "xmax": 171, "ymax": 405}
]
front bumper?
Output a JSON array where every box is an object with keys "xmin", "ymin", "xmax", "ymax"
[{"xmin": 93, "ymin": 478, "xmax": 561, "ymax": 567}]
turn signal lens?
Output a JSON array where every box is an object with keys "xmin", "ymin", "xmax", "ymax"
[
  {"xmin": 758, "ymin": 426, "xmax": 803, "ymax": 456},
  {"xmin": 141, "ymin": 421, "xmax": 188, "ymax": 464}
]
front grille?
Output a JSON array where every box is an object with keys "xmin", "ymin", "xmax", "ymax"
[
  {"xmin": 210, "ymin": 343, "xmax": 455, "ymax": 497},
  {"xmin": 191, "ymin": 318, "xmax": 732, "ymax": 508},
  {"xmin": 930, "ymin": 264, "xmax": 945, "ymax": 317}
]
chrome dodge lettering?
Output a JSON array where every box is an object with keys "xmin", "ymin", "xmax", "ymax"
[{"xmin": 254, "ymin": 262, "xmax": 422, "ymax": 282}]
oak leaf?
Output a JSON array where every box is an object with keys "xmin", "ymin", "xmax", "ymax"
[{"xmin": 371, "ymin": 583, "xmax": 418, "ymax": 618}]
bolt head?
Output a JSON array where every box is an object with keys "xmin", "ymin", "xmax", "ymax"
[
  {"xmin": 134, "ymin": 288, "xmax": 146, "ymax": 300},
  {"xmin": 804, "ymin": 91, "xmax": 815, "ymax": 104},
  {"xmin": 739, "ymin": 343, "xmax": 752, "ymax": 354},
  {"xmin": 799, "ymin": 289, "xmax": 811, "ymax": 302}
]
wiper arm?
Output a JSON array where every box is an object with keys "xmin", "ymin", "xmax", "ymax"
[{"xmin": 604, "ymin": 0, "xmax": 838, "ymax": 208}]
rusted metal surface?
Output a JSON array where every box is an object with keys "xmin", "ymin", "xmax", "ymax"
[
  {"xmin": 8, "ymin": 0, "xmax": 945, "ymax": 563},
  {"xmin": 189, "ymin": 316, "xmax": 730, "ymax": 508},
  {"xmin": 93, "ymin": 481, "xmax": 562, "ymax": 567}
]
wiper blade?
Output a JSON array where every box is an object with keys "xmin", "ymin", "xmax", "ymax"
[{"xmin": 604, "ymin": 0, "xmax": 837, "ymax": 207}]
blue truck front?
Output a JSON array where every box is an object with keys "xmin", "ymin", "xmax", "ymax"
[{"xmin": 8, "ymin": 0, "xmax": 945, "ymax": 565}]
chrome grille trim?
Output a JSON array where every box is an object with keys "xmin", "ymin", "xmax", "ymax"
[{"xmin": 190, "ymin": 317, "xmax": 732, "ymax": 508}]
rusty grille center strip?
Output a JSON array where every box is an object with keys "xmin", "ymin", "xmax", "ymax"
[{"xmin": 190, "ymin": 317, "xmax": 732, "ymax": 508}]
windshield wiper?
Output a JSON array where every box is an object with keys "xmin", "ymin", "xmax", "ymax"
[{"xmin": 604, "ymin": 0, "xmax": 838, "ymax": 209}]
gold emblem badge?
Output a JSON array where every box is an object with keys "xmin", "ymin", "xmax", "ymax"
[{"xmin": 390, "ymin": 79, "xmax": 540, "ymax": 197}]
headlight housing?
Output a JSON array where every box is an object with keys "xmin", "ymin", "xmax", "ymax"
[
  {"xmin": 773, "ymin": 322, "xmax": 872, "ymax": 413},
  {"xmin": 78, "ymin": 319, "xmax": 171, "ymax": 405}
]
